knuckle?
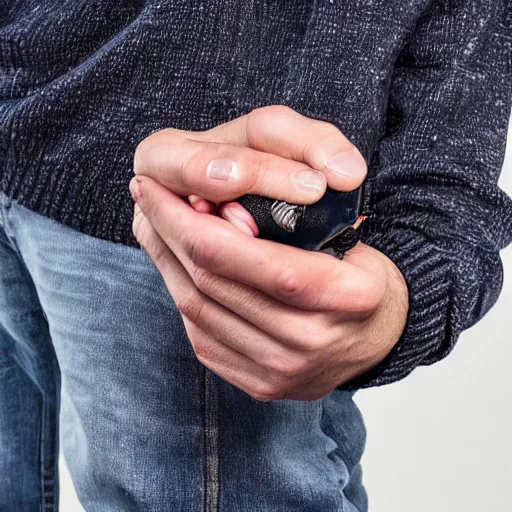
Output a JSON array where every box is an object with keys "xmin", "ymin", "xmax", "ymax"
[
  {"xmin": 185, "ymin": 234, "xmax": 218, "ymax": 269},
  {"xmin": 349, "ymin": 274, "xmax": 385, "ymax": 314},
  {"xmin": 286, "ymin": 328, "xmax": 325, "ymax": 352},
  {"xmin": 275, "ymin": 323, "xmax": 310, "ymax": 351},
  {"xmin": 276, "ymin": 319, "xmax": 311, "ymax": 351},
  {"xmin": 249, "ymin": 383, "xmax": 284, "ymax": 402},
  {"xmin": 179, "ymin": 148, "xmax": 204, "ymax": 189},
  {"xmin": 274, "ymin": 263, "xmax": 303, "ymax": 299},
  {"xmin": 191, "ymin": 266, "xmax": 216, "ymax": 293},
  {"xmin": 176, "ymin": 293, "xmax": 205, "ymax": 323},
  {"xmin": 133, "ymin": 130, "xmax": 182, "ymax": 173},
  {"xmin": 243, "ymin": 151, "xmax": 274, "ymax": 194},
  {"xmin": 280, "ymin": 312, "xmax": 334, "ymax": 352},
  {"xmin": 250, "ymin": 104, "xmax": 294, "ymax": 124},
  {"xmin": 268, "ymin": 356, "xmax": 310, "ymax": 379},
  {"xmin": 285, "ymin": 334, "xmax": 310, "ymax": 352},
  {"xmin": 274, "ymin": 264, "xmax": 327, "ymax": 310},
  {"xmin": 145, "ymin": 240, "xmax": 169, "ymax": 268},
  {"xmin": 191, "ymin": 339, "xmax": 215, "ymax": 361}
]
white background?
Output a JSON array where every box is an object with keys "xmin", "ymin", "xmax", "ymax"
[{"xmin": 60, "ymin": 121, "xmax": 512, "ymax": 511}]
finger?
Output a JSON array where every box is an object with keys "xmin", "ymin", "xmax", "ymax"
[
  {"xmin": 134, "ymin": 130, "xmax": 326, "ymax": 205},
  {"xmin": 131, "ymin": 206, "xmax": 287, "ymax": 400},
  {"xmin": 131, "ymin": 176, "xmax": 384, "ymax": 313},
  {"xmin": 188, "ymin": 310, "xmax": 334, "ymax": 402},
  {"xmin": 202, "ymin": 105, "xmax": 367, "ymax": 192},
  {"xmin": 136, "ymin": 195, "xmax": 336, "ymax": 351},
  {"xmin": 218, "ymin": 202, "xmax": 259, "ymax": 237},
  {"xmin": 131, "ymin": 202, "xmax": 196, "ymax": 298},
  {"xmin": 188, "ymin": 317, "xmax": 331, "ymax": 402},
  {"xmin": 186, "ymin": 324, "xmax": 281, "ymax": 402},
  {"xmin": 133, "ymin": 200, "xmax": 293, "ymax": 362},
  {"xmin": 179, "ymin": 287, "xmax": 311, "ymax": 369},
  {"xmin": 183, "ymin": 267, "xmax": 341, "ymax": 351},
  {"xmin": 188, "ymin": 195, "xmax": 216, "ymax": 214}
]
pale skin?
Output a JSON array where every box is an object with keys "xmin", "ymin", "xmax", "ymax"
[{"xmin": 129, "ymin": 105, "xmax": 409, "ymax": 402}]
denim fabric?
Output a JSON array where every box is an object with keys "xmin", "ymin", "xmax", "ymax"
[{"xmin": 0, "ymin": 191, "xmax": 367, "ymax": 512}]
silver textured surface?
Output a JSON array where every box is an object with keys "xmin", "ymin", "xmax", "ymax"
[{"xmin": 270, "ymin": 200, "xmax": 300, "ymax": 233}]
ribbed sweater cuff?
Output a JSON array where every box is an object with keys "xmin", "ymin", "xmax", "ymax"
[{"xmin": 339, "ymin": 226, "xmax": 453, "ymax": 389}]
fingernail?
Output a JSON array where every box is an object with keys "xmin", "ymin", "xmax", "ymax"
[
  {"xmin": 291, "ymin": 169, "xmax": 326, "ymax": 193},
  {"xmin": 188, "ymin": 194, "xmax": 201, "ymax": 205},
  {"xmin": 129, "ymin": 177, "xmax": 141, "ymax": 202},
  {"xmin": 207, "ymin": 159, "xmax": 236, "ymax": 180},
  {"xmin": 222, "ymin": 208, "xmax": 256, "ymax": 237},
  {"xmin": 326, "ymin": 148, "xmax": 367, "ymax": 180}
]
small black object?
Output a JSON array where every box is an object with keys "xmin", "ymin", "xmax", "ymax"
[{"xmin": 238, "ymin": 184, "xmax": 365, "ymax": 257}]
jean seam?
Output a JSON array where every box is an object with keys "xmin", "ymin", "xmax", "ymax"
[
  {"xmin": 7, "ymin": 349, "xmax": 59, "ymax": 511},
  {"xmin": 40, "ymin": 395, "xmax": 59, "ymax": 511},
  {"xmin": 203, "ymin": 367, "xmax": 220, "ymax": 512}
]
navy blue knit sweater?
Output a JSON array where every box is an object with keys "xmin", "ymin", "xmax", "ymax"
[{"xmin": 1, "ymin": 0, "xmax": 511, "ymax": 388}]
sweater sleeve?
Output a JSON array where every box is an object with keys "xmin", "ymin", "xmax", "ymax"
[{"xmin": 341, "ymin": 0, "xmax": 512, "ymax": 389}]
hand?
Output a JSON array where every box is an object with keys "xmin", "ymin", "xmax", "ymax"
[
  {"xmin": 130, "ymin": 105, "xmax": 409, "ymax": 400},
  {"xmin": 132, "ymin": 105, "xmax": 368, "ymax": 233},
  {"xmin": 129, "ymin": 179, "xmax": 408, "ymax": 400}
]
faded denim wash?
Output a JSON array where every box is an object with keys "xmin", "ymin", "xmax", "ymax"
[{"xmin": 0, "ymin": 191, "xmax": 367, "ymax": 511}]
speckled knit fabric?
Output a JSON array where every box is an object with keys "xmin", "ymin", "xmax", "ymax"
[{"xmin": 1, "ymin": 0, "xmax": 511, "ymax": 388}]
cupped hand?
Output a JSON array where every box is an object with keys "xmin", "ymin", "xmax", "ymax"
[
  {"xmin": 130, "ymin": 105, "xmax": 408, "ymax": 400},
  {"xmin": 129, "ymin": 175, "xmax": 409, "ymax": 401}
]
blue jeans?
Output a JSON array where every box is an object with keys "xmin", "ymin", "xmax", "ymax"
[{"xmin": 0, "ymin": 192, "xmax": 368, "ymax": 512}]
